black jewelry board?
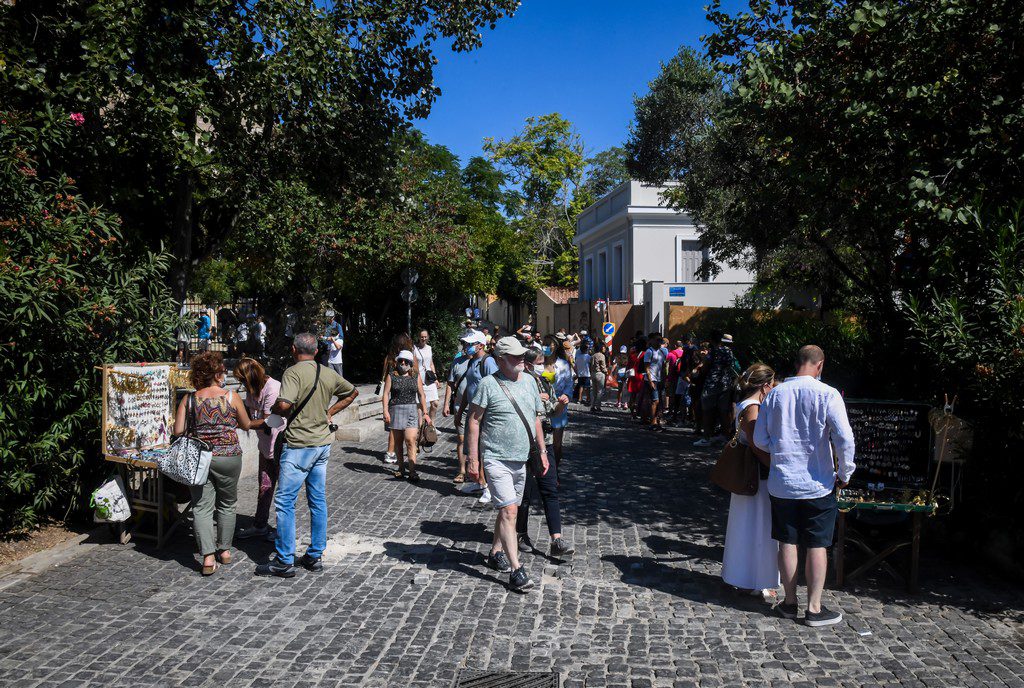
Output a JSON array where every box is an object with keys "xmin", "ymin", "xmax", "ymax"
[{"xmin": 846, "ymin": 399, "xmax": 931, "ymax": 492}]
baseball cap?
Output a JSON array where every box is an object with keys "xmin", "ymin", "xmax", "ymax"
[
  {"xmin": 493, "ymin": 336, "xmax": 528, "ymax": 357},
  {"xmin": 619, "ymin": 345, "xmax": 627, "ymax": 353}
]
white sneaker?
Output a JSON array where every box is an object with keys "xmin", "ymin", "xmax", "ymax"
[
  {"xmin": 461, "ymin": 481, "xmax": 485, "ymax": 494},
  {"xmin": 384, "ymin": 452, "xmax": 397, "ymax": 464},
  {"xmin": 693, "ymin": 438, "xmax": 712, "ymax": 447},
  {"xmin": 477, "ymin": 487, "xmax": 492, "ymax": 504}
]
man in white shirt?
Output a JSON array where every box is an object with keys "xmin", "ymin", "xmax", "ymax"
[{"xmin": 753, "ymin": 345, "xmax": 855, "ymax": 628}]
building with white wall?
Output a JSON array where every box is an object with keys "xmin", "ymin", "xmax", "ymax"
[{"xmin": 574, "ymin": 181, "xmax": 756, "ymax": 310}]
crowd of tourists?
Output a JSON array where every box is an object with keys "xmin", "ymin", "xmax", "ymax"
[{"xmin": 176, "ymin": 312, "xmax": 855, "ymax": 625}]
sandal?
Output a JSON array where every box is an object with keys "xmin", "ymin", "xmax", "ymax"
[
  {"xmin": 453, "ymin": 473, "xmax": 466, "ymax": 484},
  {"xmin": 201, "ymin": 560, "xmax": 219, "ymax": 576},
  {"xmin": 408, "ymin": 470, "xmax": 421, "ymax": 483},
  {"xmin": 393, "ymin": 468, "xmax": 407, "ymax": 479},
  {"xmin": 216, "ymin": 550, "xmax": 232, "ymax": 565}
]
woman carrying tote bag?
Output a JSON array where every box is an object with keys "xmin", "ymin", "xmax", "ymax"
[
  {"xmin": 173, "ymin": 352, "xmax": 252, "ymax": 576},
  {"xmin": 720, "ymin": 363, "xmax": 779, "ymax": 596}
]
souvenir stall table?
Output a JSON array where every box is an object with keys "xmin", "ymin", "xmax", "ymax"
[
  {"xmin": 834, "ymin": 400, "xmax": 940, "ymax": 593},
  {"xmin": 101, "ymin": 363, "xmax": 192, "ymax": 548}
]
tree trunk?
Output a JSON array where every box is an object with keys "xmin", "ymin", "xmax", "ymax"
[{"xmin": 170, "ymin": 173, "xmax": 195, "ymax": 306}]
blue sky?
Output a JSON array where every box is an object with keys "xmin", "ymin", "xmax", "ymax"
[{"xmin": 419, "ymin": 0, "xmax": 747, "ymax": 165}]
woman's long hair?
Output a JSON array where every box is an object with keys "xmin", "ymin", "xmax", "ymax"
[
  {"xmin": 383, "ymin": 332, "xmax": 418, "ymax": 376},
  {"xmin": 234, "ymin": 357, "xmax": 268, "ymax": 399}
]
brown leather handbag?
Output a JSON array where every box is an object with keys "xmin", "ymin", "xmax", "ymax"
[{"xmin": 710, "ymin": 431, "xmax": 760, "ymax": 496}]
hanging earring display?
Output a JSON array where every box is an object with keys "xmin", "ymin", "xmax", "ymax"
[
  {"xmin": 105, "ymin": 365, "xmax": 173, "ymax": 452},
  {"xmin": 169, "ymin": 367, "xmax": 192, "ymax": 390}
]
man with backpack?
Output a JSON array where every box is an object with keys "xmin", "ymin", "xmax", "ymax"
[
  {"xmin": 255, "ymin": 333, "xmax": 358, "ymax": 578},
  {"xmin": 454, "ymin": 330, "xmax": 497, "ymax": 502},
  {"xmin": 443, "ymin": 330, "xmax": 480, "ymax": 484}
]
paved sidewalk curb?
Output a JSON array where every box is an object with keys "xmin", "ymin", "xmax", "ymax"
[{"xmin": 0, "ymin": 526, "xmax": 106, "ymax": 592}]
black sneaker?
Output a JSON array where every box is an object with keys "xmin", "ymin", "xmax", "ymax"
[
  {"xmin": 254, "ymin": 556, "xmax": 296, "ymax": 578},
  {"xmin": 508, "ymin": 566, "xmax": 534, "ymax": 593},
  {"xmin": 775, "ymin": 601, "xmax": 799, "ymax": 620},
  {"xmin": 299, "ymin": 553, "xmax": 323, "ymax": 572},
  {"xmin": 518, "ymin": 534, "xmax": 535, "ymax": 554},
  {"xmin": 550, "ymin": 537, "xmax": 575, "ymax": 557},
  {"xmin": 804, "ymin": 606, "xmax": 843, "ymax": 627},
  {"xmin": 486, "ymin": 550, "xmax": 512, "ymax": 573}
]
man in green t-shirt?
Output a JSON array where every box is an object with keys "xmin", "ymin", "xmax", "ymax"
[
  {"xmin": 466, "ymin": 336, "xmax": 549, "ymax": 593},
  {"xmin": 255, "ymin": 333, "xmax": 358, "ymax": 579}
]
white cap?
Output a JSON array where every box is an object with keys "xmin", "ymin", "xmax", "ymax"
[{"xmin": 396, "ymin": 350, "xmax": 415, "ymax": 363}]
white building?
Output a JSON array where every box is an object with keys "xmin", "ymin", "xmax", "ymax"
[{"xmin": 574, "ymin": 181, "xmax": 756, "ymax": 308}]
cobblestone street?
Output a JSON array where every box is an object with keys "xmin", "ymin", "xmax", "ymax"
[{"xmin": 1, "ymin": 405, "xmax": 1022, "ymax": 687}]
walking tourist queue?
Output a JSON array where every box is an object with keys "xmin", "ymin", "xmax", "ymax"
[{"xmin": 176, "ymin": 314, "xmax": 855, "ymax": 625}]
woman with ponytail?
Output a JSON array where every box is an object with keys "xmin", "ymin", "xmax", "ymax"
[{"xmin": 721, "ymin": 363, "xmax": 780, "ymax": 597}]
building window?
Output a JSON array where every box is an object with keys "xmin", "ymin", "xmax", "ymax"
[
  {"xmin": 612, "ymin": 244, "xmax": 624, "ymax": 299},
  {"xmin": 676, "ymin": 239, "xmax": 705, "ymax": 282}
]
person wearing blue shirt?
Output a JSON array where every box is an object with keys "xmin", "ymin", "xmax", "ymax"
[
  {"xmin": 196, "ymin": 310, "xmax": 212, "ymax": 351},
  {"xmin": 455, "ymin": 331, "xmax": 498, "ymax": 502}
]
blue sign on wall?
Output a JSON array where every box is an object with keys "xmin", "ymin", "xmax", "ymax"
[{"xmin": 669, "ymin": 286, "xmax": 687, "ymax": 298}]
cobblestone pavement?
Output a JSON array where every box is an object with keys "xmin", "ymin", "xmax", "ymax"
[{"xmin": 1, "ymin": 404, "xmax": 1023, "ymax": 687}]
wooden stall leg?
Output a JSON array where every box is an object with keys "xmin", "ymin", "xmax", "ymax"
[
  {"xmin": 909, "ymin": 511, "xmax": 922, "ymax": 594},
  {"xmin": 835, "ymin": 510, "xmax": 846, "ymax": 587}
]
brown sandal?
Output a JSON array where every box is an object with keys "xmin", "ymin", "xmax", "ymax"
[
  {"xmin": 453, "ymin": 473, "xmax": 466, "ymax": 484},
  {"xmin": 216, "ymin": 550, "xmax": 232, "ymax": 565},
  {"xmin": 201, "ymin": 561, "xmax": 218, "ymax": 576}
]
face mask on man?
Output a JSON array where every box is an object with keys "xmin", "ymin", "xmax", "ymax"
[
  {"xmin": 464, "ymin": 345, "xmax": 477, "ymax": 356},
  {"xmin": 542, "ymin": 346, "xmax": 553, "ymax": 356}
]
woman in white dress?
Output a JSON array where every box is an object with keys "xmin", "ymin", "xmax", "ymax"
[
  {"xmin": 414, "ymin": 330, "xmax": 440, "ymax": 450},
  {"xmin": 721, "ymin": 363, "xmax": 780, "ymax": 595}
]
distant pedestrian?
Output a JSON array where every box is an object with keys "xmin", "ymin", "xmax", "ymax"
[
  {"xmin": 574, "ymin": 345, "xmax": 591, "ymax": 405},
  {"xmin": 255, "ymin": 316, "xmax": 268, "ymax": 358},
  {"xmin": 234, "ymin": 357, "xmax": 284, "ymax": 542},
  {"xmin": 465, "ymin": 336, "xmax": 549, "ymax": 593},
  {"xmin": 196, "ymin": 308, "xmax": 212, "ymax": 352},
  {"xmin": 753, "ymin": 345, "xmax": 855, "ymax": 626},
  {"xmin": 414, "ymin": 329, "xmax": 440, "ymax": 449},
  {"xmin": 643, "ymin": 333, "xmax": 667, "ymax": 431},
  {"xmin": 721, "ymin": 364, "xmax": 779, "ymax": 596},
  {"xmin": 614, "ymin": 345, "xmax": 630, "ymax": 409},
  {"xmin": 255, "ymin": 333, "xmax": 359, "ymax": 578},
  {"xmin": 324, "ymin": 311, "xmax": 345, "ymax": 377},
  {"xmin": 695, "ymin": 332, "xmax": 739, "ymax": 445},
  {"xmin": 382, "ymin": 349, "xmax": 432, "ymax": 482},
  {"xmin": 590, "ymin": 342, "xmax": 608, "ymax": 412},
  {"xmin": 174, "ymin": 351, "xmax": 253, "ymax": 575}
]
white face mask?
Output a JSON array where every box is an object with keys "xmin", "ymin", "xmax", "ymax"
[{"xmin": 533, "ymin": 364, "xmax": 544, "ymax": 373}]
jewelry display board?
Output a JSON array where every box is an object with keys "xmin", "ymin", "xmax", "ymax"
[
  {"xmin": 102, "ymin": 364, "xmax": 173, "ymax": 455},
  {"xmin": 100, "ymin": 363, "xmax": 184, "ymax": 548},
  {"xmin": 845, "ymin": 399, "xmax": 931, "ymax": 492}
]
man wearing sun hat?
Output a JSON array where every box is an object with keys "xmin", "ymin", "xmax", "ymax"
[
  {"xmin": 465, "ymin": 336, "xmax": 549, "ymax": 593},
  {"xmin": 695, "ymin": 331, "xmax": 740, "ymax": 446}
]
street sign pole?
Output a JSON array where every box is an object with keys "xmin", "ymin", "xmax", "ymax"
[{"xmin": 401, "ymin": 268, "xmax": 419, "ymax": 335}]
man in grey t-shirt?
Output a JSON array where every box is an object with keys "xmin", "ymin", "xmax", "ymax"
[{"xmin": 466, "ymin": 336, "xmax": 549, "ymax": 593}]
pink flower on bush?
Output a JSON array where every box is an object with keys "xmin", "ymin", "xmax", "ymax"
[{"xmin": 69, "ymin": 113, "xmax": 85, "ymax": 126}]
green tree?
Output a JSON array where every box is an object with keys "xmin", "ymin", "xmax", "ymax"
[
  {"xmin": 0, "ymin": 0, "xmax": 519, "ymax": 302},
  {"xmin": 0, "ymin": 108, "xmax": 177, "ymax": 532},
  {"xmin": 484, "ymin": 113, "xmax": 587, "ymax": 287},
  {"xmin": 582, "ymin": 146, "xmax": 629, "ymax": 199},
  {"xmin": 630, "ymin": 3, "xmax": 1024, "ymax": 316}
]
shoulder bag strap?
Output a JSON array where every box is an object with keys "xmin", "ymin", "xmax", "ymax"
[
  {"xmin": 289, "ymin": 363, "xmax": 322, "ymax": 421},
  {"xmin": 495, "ymin": 379, "xmax": 535, "ymax": 442},
  {"xmin": 186, "ymin": 393, "xmax": 197, "ymax": 436}
]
